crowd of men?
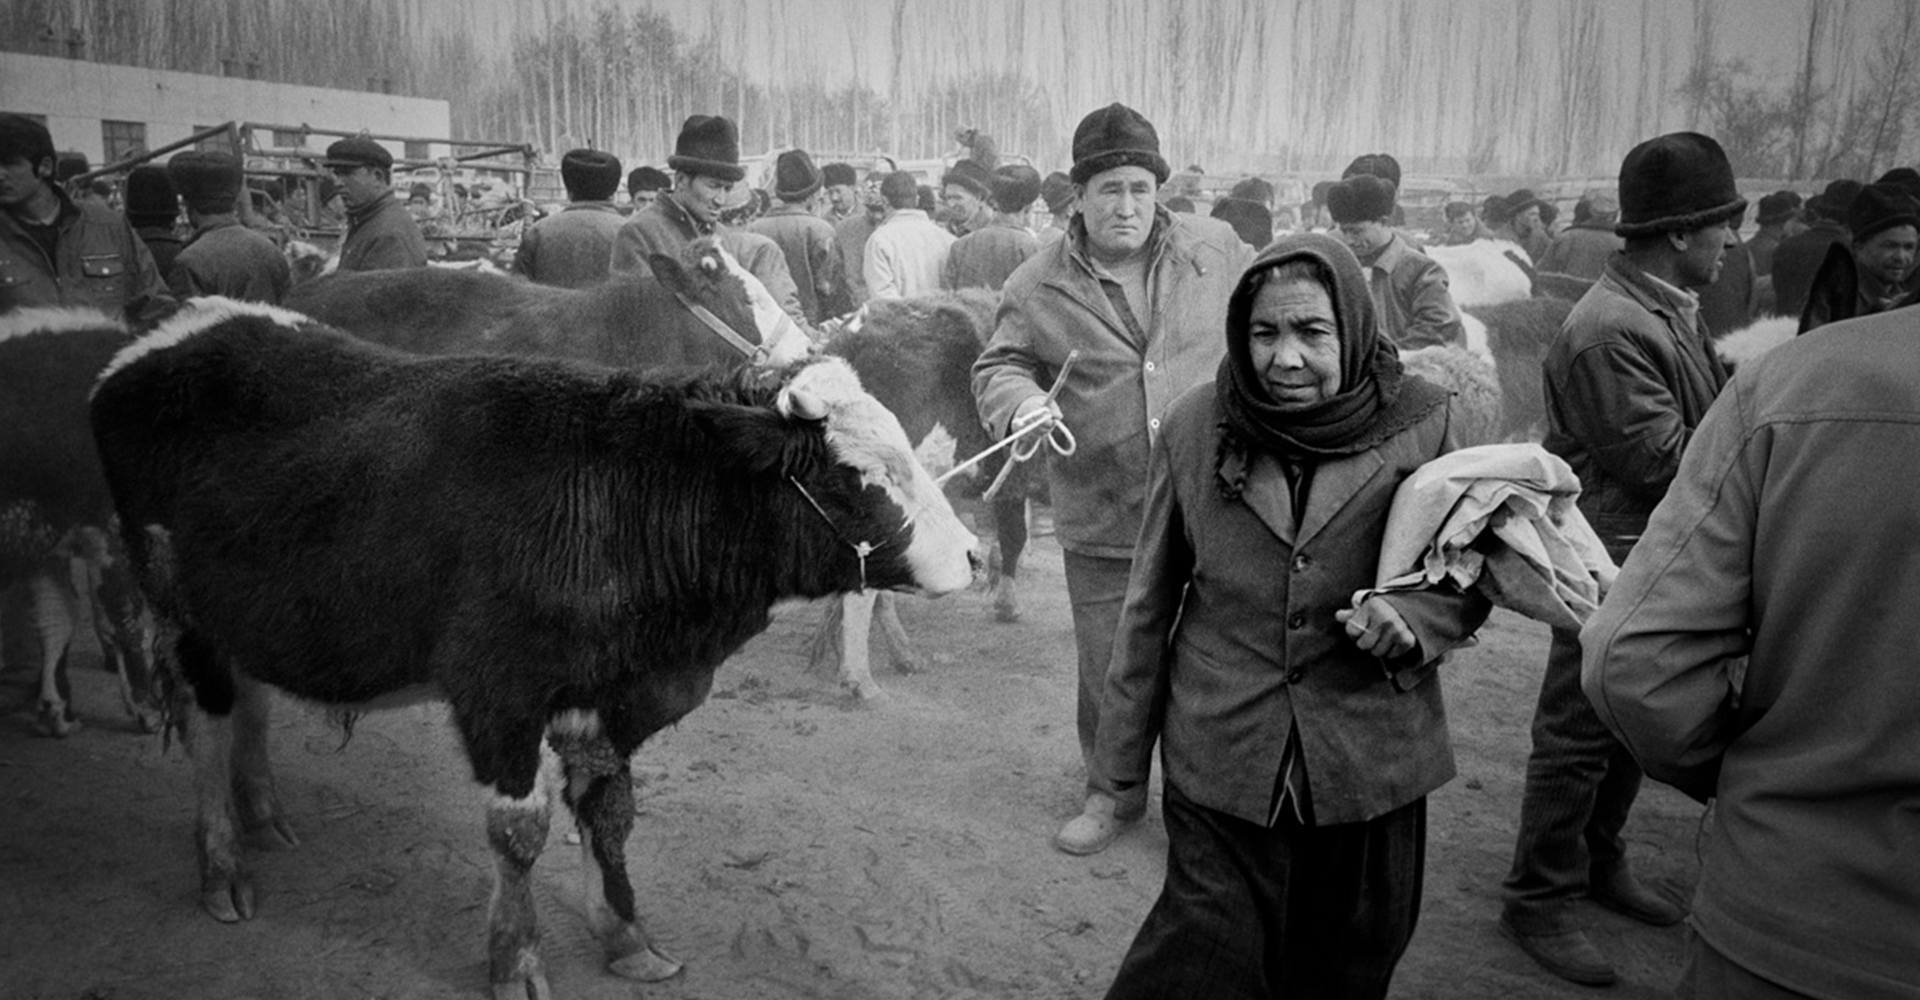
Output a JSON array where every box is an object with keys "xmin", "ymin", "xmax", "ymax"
[{"xmin": 2, "ymin": 101, "xmax": 1916, "ymax": 1000}]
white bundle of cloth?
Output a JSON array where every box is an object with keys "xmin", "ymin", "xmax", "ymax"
[{"xmin": 1355, "ymin": 443, "xmax": 1617, "ymax": 632}]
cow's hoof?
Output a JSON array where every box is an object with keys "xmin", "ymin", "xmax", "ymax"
[
  {"xmin": 888, "ymin": 652, "xmax": 926, "ymax": 676},
  {"xmin": 34, "ymin": 703, "xmax": 79, "ymax": 739},
  {"xmin": 244, "ymin": 816, "xmax": 301, "ymax": 851},
  {"xmin": 128, "ymin": 703, "xmax": 162, "ymax": 734},
  {"xmin": 610, "ymin": 944, "xmax": 683, "ymax": 982},
  {"xmin": 490, "ymin": 970, "xmax": 553, "ymax": 1000},
  {"xmin": 842, "ymin": 678, "xmax": 888, "ymax": 702},
  {"xmin": 201, "ymin": 874, "xmax": 256, "ymax": 923},
  {"xmin": 994, "ymin": 600, "xmax": 1022, "ymax": 623}
]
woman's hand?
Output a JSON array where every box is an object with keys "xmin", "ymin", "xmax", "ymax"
[{"xmin": 1335, "ymin": 597, "xmax": 1417, "ymax": 659}]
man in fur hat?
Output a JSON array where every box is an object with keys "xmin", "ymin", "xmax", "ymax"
[
  {"xmin": 166, "ymin": 151, "xmax": 290, "ymax": 303},
  {"xmin": 940, "ymin": 158, "xmax": 997, "ymax": 237},
  {"xmin": 1770, "ymin": 179, "xmax": 1859, "ymax": 318},
  {"xmin": 943, "ymin": 163, "xmax": 1041, "ymax": 292},
  {"xmin": 608, "ymin": 115, "xmax": 807, "ymax": 326},
  {"xmin": 512, "ymin": 147, "xmax": 625, "ymax": 289},
  {"xmin": 1501, "ymin": 131, "xmax": 1745, "ymax": 987},
  {"xmin": 625, "ymin": 166, "xmax": 669, "ymax": 214},
  {"xmin": 1537, "ymin": 190, "xmax": 1623, "ymax": 282},
  {"xmin": 123, "ymin": 164, "xmax": 186, "ymax": 278},
  {"xmin": 749, "ymin": 149, "xmax": 841, "ymax": 324},
  {"xmin": 1326, "ymin": 173, "xmax": 1465, "ymax": 350},
  {"xmin": 1499, "ymin": 189, "xmax": 1554, "ymax": 263},
  {"xmin": 1845, "ymin": 181, "xmax": 1920, "ymax": 315},
  {"xmin": 323, "ymin": 135, "xmax": 428, "ymax": 272},
  {"xmin": 0, "ymin": 114, "xmax": 170, "ymax": 319},
  {"xmin": 1036, "ymin": 170, "xmax": 1075, "ymax": 247},
  {"xmin": 973, "ymin": 103, "xmax": 1251, "ymax": 857},
  {"xmin": 820, "ymin": 161, "xmax": 860, "ymax": 225},
  {"xmin": 1745, "ymin": 190, "xmax": 1801, "ymax": 276}
]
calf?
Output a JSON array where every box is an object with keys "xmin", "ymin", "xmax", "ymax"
[
  {"xmin": 286, "ymin": 237, "xmax": 811, "ymax": 369},
  {"xmin": 90, "ymin": 299, "xmax": 979, "ymax": 998},
  {"xmin": 0, "ymin": 307, "xmax": 158, "ymax": 736},
  {"xmin": 814, "ymin": 290, "xmax": 1034, "ymax": 699},
  {"xmin": 1428, "ymin": 239, "xmax": 1535, "ymax": 308}
]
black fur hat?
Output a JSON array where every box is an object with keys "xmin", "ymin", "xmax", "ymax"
[
  {"xmin": 667, "ymin": 115, "xmax": 744, "ymax": 182},
  {"xmin": 1756, "ymin": 190, "xmax": 1802, "ymax": 226},
  {"xmin": 1615, "ymin": 132, "xmax": 1747, "ymax": 237},
  {"xmin": 1847, "ymin": 182, "xmax": 1920, "ymax": 243},
  {"xmin": 560, "ymin": 148, "xmax": 622, "ymax": 201},
  {"xmin": 123, "ymin": 164, "xmax": 177, "ymax": 224},
  {"xmin": 1211, "ymin": 197, "xmax": 1274, "ymax": 250},
  {"xmin": 942, "ymin": 158, "xmax": 993, "ymax": 201},
  {"xmin": 1341, "ymin": 153, "xmax": 1402, "ymax": 190},
  {"xmin": 773, "ymin": 149, "xmax": 822, "ymax": 201},
  {"xmin": 627, "ymin": 165, "xmax": 670, "ymax": 196},
  {"xmin": 1041, "ymin": 171, "xmax": 1075, "ymax": 214},
  {"xmin": 821, "ymin": 161, "xmax": 858, "ymax": 188},
  {"xmin": 990, "ymin": 164, "xmax": 1042, "ymax": 214},
  {"xmin": 1326, "ymin": 174, "xmax": 1397, "ymax": 224},
  {"xmin": 166, "ymin": 151, "xmax": 242, "ymax": 215},
  {"xmin": 1069, "ymin": 103, "xmax": 1169, "ymax": 185}
]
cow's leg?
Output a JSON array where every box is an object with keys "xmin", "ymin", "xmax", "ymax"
[
  {"xmin": 483, "ymin": 733, "xmax": 559, "ymax": 1000},
  {"xmin": 873, "ymin": 591, "xmax": 924, "ymax": 675},
  {"xmin": 171, "ymin": 630, "xmax": 251, "ymax": 921},
  {"xmin": 87, "ymin": 543, "xmax": 162, "ymax": 733},
  {"xmin": 990, "ymin": 480, "xmax": 1030, "ymax": 624},
  {"xmin": 803, "ymin": 598, "xmax": 845, "ymax": 681},
  {"xmin": 26, "ymin": 570, "xmax": 79, "ymax": 737},
  {"xmin": 552, "ymin": 722, "xmax": 681, "ymax": 984},
  {"xmin": 229, "ymin": 674, "xmax": 297, "ymax": 849},
  {"xmin": 837, "ymin": 591, "xmax": 882, "ymax": 700}
]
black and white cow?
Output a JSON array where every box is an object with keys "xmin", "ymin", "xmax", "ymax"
[
  {"xmin": 1, "ymin": 308, "xmax": 159, "ymax": 736},
  {"xmin": 88, "ymin": 299, "xmax": 979, "ymax": 998},
  {"xmin": 285, "ymin": 237, "xmax": 812, "ymax": 370}
]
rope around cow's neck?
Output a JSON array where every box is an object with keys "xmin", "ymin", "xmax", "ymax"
[{"xmin": 787, "ymin": 475, "xmax": 915, "ymax": 592}]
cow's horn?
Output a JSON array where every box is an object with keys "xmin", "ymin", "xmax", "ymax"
[{"xmin": 780, "ymin": 386, "xmax": 829, "ymax": 421}]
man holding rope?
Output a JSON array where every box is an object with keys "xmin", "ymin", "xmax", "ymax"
[{"xmin": 973, "ymin": 103, "xmax": 1252, "ymax": 856}]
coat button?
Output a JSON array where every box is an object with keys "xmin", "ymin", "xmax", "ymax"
[
  {"xmin": 1283, "ymin": 670, "xmax": 1305, "ymax": 685},
  {"xmin": 1288, "ymin": 612, "xmax": 1306, "ymax": 629},
  {"xmin": 1292, "ymin": 554, "xmax": 1312, "ymax": 572}
]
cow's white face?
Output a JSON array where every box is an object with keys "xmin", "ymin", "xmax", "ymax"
[
  {"xmin": 711, "ymin": 246, "xmax": 813, "ymax": 367},
  {"xmin": 777, "ymin": 357, "xmax": 980, "ymax": 595}
]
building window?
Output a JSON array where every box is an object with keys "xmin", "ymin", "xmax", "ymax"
[
  {"xmin": 101, "ymin": 120, "xmax": 147, "ymax": 164},
  {"xmin": 195, "ymin": 126, "xmax": 237, "ymax": 155},
  {"xmin": 403, "ymin": 141, "xmax": 430, "ymax": 162}
]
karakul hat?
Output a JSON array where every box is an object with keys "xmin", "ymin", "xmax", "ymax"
[
  {"xmin": 627, "ymin": 166, "xmax": 670, "ymax": 195},
  {"xmin": 56, "ymin": 151, "xmax": 89, "ymax": 182},
  {"xmin": 322, "ymin": 136, "xmax": 393, "ymax": 171},
  {"xmin": 1069, "ymin": 103, "xmax": 1169, "ymax": 185},
  {"xmin": 1341, "ymin": 153, "xmax": 1402, "ymax": 190},
  {"xmin": 1211, "ymin": 197, "xmax": 1274, "ymax": 249},
  {"xmin": 560, "ymin": 148, "xmax": 622, "ymax": 201},
  {"xmin": 990, "ymin": 163, "xmax": 1042, "ymax": 214},
  {"xmin": 1615, "ymin": 131, "xmax": 1747, "ymax": 237},
  {"xmin": 1230, "ymin": 176, "xmax": 1275, "ymax": 205},
  {"xmin": 821, "ymin": 162, "xmax": 857, "ymax": 188},
  {"xmin": 1040, "ymin": 171, "xmax": 1075, "ymax": 214},
  {"xmin": 667, "ymin": 115, "xmax": 744, "ymax": 182},
  {"xmin": 1874, "ymin": 167, "xmax": 1920, "ymax": 202},
  {"xmin": 942, "ymin": 159, "xmax": 993, "ymax": 201},
  {"xmin": 1806, "ymin": 179, "xmax": 1862, "ymax": 223},
  {"xmin": 1325, "ymin": 174, "xmax": 1397, "ymax": 224},
  {"xmin": 123, "ymin": 165, "xmax": 177, "ymax": 223},
  {"xmin": 774, "ymin": 149, "xmax": 822, "ymax": 201},
  {"xmin": 166, "ymin": 151, "xmax": 241, "ymax": 214},
  {"xmin": 1847, "ymin": 182, "xmax": 1920, "ymax": 243},
  {"xmin": 1756, "ymin": 190, "xmax": 1802, "ymax": 226}
]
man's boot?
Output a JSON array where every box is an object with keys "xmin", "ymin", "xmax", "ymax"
[
  {"xmin": 1499, "ymin": 909, "xmax": 1618, "ymax": 987},
  {"xmin": 1588, "ymin": 860, "xmax": 1686, "ymax": 926},
  {"xmin": 1053, "ymin": 792, "xmax": 1127, "ymax": 856}
]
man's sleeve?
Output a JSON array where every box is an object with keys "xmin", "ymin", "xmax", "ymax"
[
  {"xmin": 607, "ymin": 220, "xmax": 652, "ymax": 276},
  {"xmin": 1580, "ymin": 381, "xmax": 1755, "ymax": 802},
  {"xmin": 1399, "ymin": 258, "xmax": 1467, "ymax": 350},
  {"xmin": 1091, "ymin": 429, "xmax": 1186, "ymax": 810},
  {"xmin": 970, "ymin": 289, "xmax": 1048, "ymax": 438},
  {"xmin": 1554, "ymin": 339, "xmax": 1694, "ymax": 500},
  {"xmin": 863, "ymin": 234, "xmax": 899, "ymax": 301},
  {"xmin": 741, "ymin": 240, "xmax": 809, "ymax": 326}
]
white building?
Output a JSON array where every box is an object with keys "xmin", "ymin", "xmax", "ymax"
[{"xmin": 1, "ymin": 51, "xmax": 451, "ymax": 168}]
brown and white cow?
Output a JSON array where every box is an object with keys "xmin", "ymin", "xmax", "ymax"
[{"xmin": 89, "ymin": 299, "xmax": 979, "ymax": 998}]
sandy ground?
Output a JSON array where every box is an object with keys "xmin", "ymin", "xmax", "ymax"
[{"xmin": 0, "ymin": 515, "xmax": 1705, "ymax": 1000}]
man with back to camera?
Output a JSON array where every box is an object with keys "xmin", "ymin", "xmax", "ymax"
[
  {"xmin": 750, "ymin": 148, "xmax": 841, "ymax": 325},
  {"xmin": 512, "ymin": 147, "xmax": 625, "ymax": 289},
  {"xmin": 1769, "ymin": 179, "xmax": 1857, "ymax": 319},
  {"xmin": 607, "ymin": 114, "xmax": 808, "ymax": 327},
  {"xmin": 863, "ymin": 170, "xmax": 953, "ymax": 301},
  {"xmin": 944, "ymin": 163, "xmax": 1042, "ymax": 293},
  {"xmin": 165, "ymin": 151, "xmax": 292, "ymax": 304},
  {"xmin": 323, "ymin": 135, "xmax": 428, "ymax": 272},
  {"xmin": 1500, "ymin": 131, "xmax": 1745, "ymax": 988},
  {"xmin": 0, "ymin": 113, "xmax": 170, "ymax": 320},
  {"xmin": 972, "ymin": 103, "xmax": 1252, "ymax": 857}
]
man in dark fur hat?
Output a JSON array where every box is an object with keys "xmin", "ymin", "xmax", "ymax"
[
  {"xmin": 166, "ymin": 150, "xmax": 290, "ymax": 303},
  {"xmin": 820, "ymin": 161, "xmax": 860, "ymax": 224},
  {"xmin": 1845, "ymin": 181, "xmax": 1920, "ymax": 315},
  {"xmin": 1771, "ymin": 179, "xmax": 1860, "ymax": 318},
  {"xmin": 940, "ymin": 158, "xmax": 997, "ymax": 236},
  {"xmin": 749, "ymin": 148, "xmax": 841, "ymax": 323},
  {"xmin": 1746, "ymin": 190, "xmax": 1802, "ymax": 275},
  {"xmin": 1326, "ymin": 173, "xmax": 1464, "ymax": 349},
  {"xmin": 0, "ymin": 113, "xmax": 170, "ymax": 318},
  {"xmin": 512, "ymin": 147, "xmax": 625, "ymax": 289},
  {"xmin": 123, "ymin": 163, "xmax": 186, "ymax": 277},
  {"xmin": 943, "ymin": 163, "xmax": 1042, "ymax": 292},
  {"xmin": 1501, "ymin": 132, "xmax": 1745, "ymax": 987}
]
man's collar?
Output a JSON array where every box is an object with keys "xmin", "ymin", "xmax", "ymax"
[
  {"xmin": 6, "ymin": 182, "xmax": 70, "ymax": 228},
  {"xmin": 1359, "ymin": 232, "xmax": 1409, "ymax": 271},
  {"xmin": 766, "ymin": 201, "xmax": 815, "ymax": 217},
  {"xmin": 562, "ymin": 200, "xmax": 620, "ymax": 213},
  {"xmin": 1067, "ymin": 204, "xmax": 1173, "ymax": 271},
  {"xmin": 347, "ymin": 190, "xmax": 397, "ymax": 223},
  {"xmin": 656, "ymin": 194, "xmax": 714, "ymax": 235}
]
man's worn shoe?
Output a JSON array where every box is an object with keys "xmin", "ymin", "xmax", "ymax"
[
  {"xmin": 1499, "ymin": 914, "xmax": 1618, "ymax": 987},
  {"xmin": 1589, "ymin": 865, "xmax": 1686, "ymax": 927},
  {"xmin": 1054, "ymin": 793, "xmax": 1127, "ymax": 856}
]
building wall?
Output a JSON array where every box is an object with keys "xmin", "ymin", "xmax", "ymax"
[{"xmin": 1, "ymin": 52, "xmax": 451, "ymax": 167}]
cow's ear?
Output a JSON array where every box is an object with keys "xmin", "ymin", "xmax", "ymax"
[
  {"xmin": 685, "ymin": 399, "xmax": 797, "ymax": 475},
  {"xmin": 1798, "ymin": 241, "xmax": 1856, "ymax": 335},
  {"xmin": 648, "ymin": 251, "xmax": 691, "ymax": 294},
  {"xmin": 777, "ymin": 386, "xmax": 829, "ymax": 421}
]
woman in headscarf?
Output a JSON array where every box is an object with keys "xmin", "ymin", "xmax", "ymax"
[{"xmin": 1096, "ymin": 233, "xmax": 1492, "ymax": 999}]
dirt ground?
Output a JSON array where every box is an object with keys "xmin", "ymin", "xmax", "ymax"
[{"xmin": 0, "ymin": 512, "xmax": 1706, "ymax": 1000}]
